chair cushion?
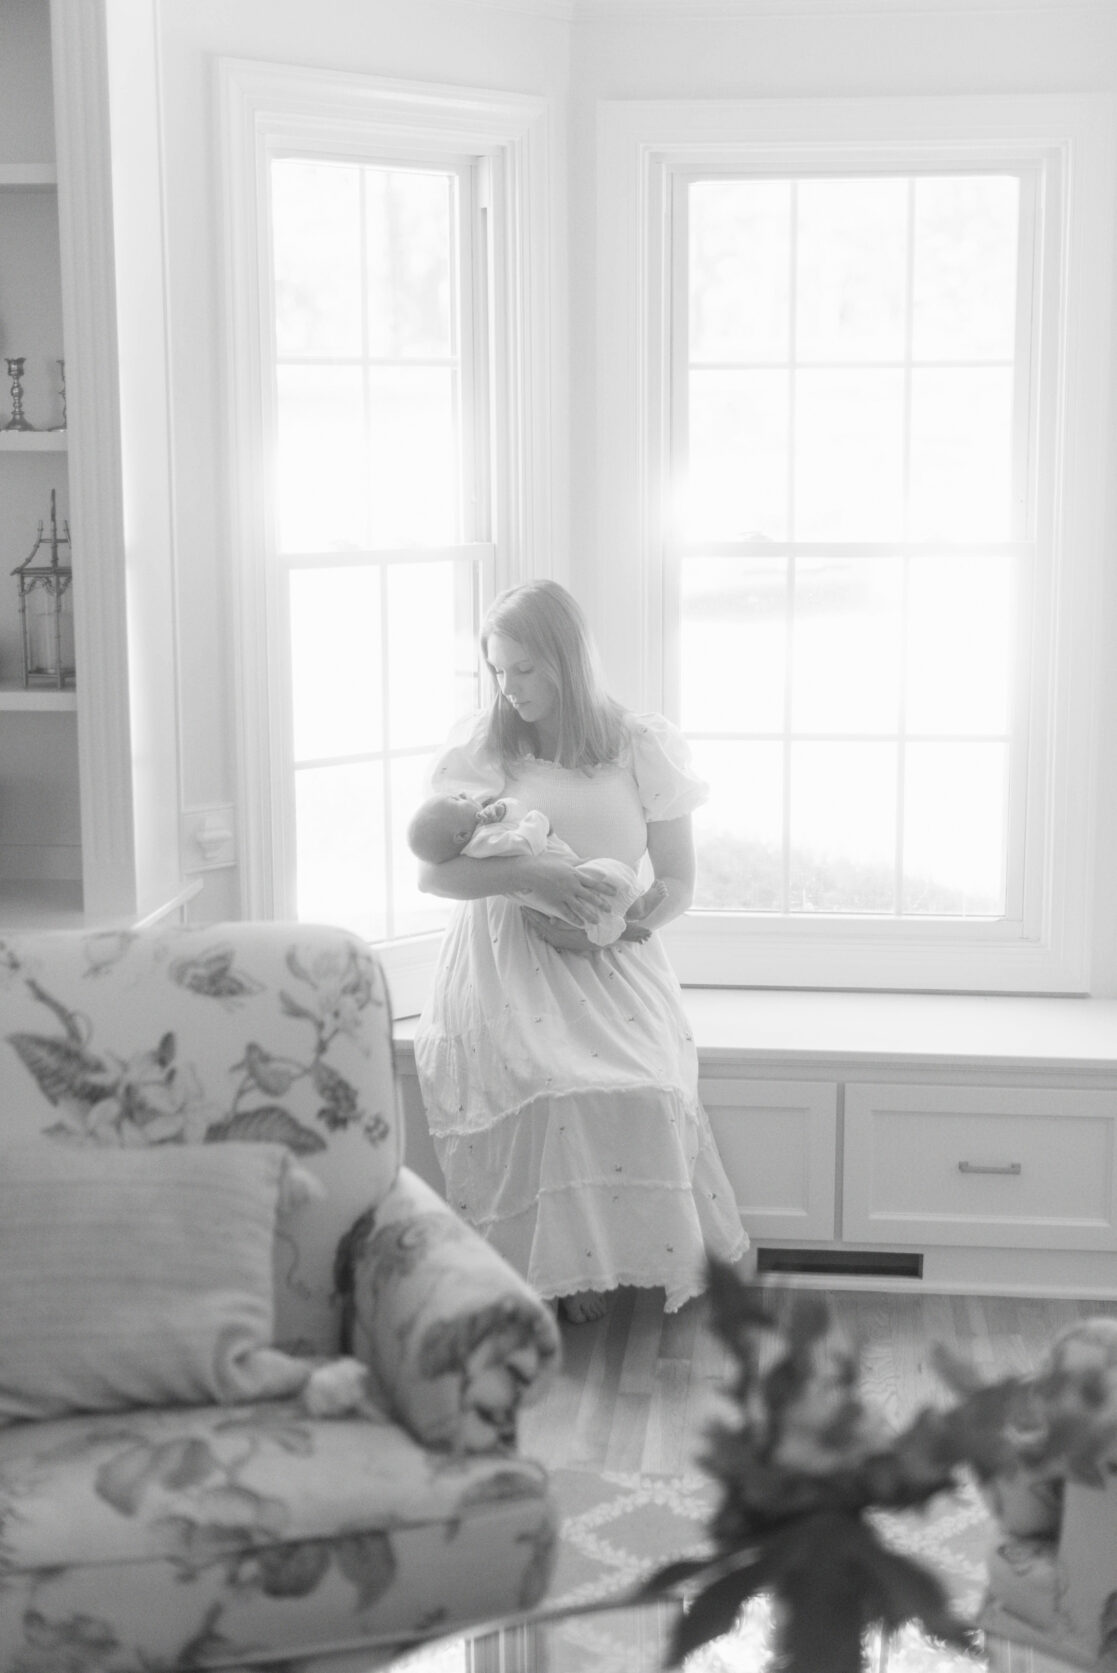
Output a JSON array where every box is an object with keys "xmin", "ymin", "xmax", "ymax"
[
  {"xmin": 0, "ymin": 1401, "xmax": 557, "ymax": 1669},
  {"xmin": 0, "ymin": 1142, "xmax": 321, "ymax": 1423},
  {"xmin": 0, "ymin": 924, "xmax": 402, "ymax": 1355}
]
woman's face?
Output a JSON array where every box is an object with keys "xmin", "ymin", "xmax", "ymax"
[{"xmin": 486, "ymin": 632, "xmax": 558, "ymax": 731}]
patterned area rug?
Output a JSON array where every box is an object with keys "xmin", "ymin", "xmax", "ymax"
[{"xmin": 547, "ymin": 1464, "xmax": 996, "ymax": 1620}]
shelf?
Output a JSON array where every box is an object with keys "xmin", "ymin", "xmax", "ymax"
[
  {"xmin": 0, "ymin": 880, "xmax": 84, "ymax": 931},
  {"xmin": 0, "ymin": 164, "xmax": 57, "ymax": 190},
  {"xmin": 0, "ymin": 430, "xmax": 68, "ymax": 452},
  {"xmin": 0, "ymin": 681, "xmax": 77, "ymax": 712}
]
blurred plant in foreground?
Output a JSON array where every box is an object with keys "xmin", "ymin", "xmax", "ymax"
[{"xmin": 635, "ymin": 1261, "xmax": 1115, "ymax": 1673}]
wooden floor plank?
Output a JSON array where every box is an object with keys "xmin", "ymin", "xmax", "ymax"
[
  {"xmin": 521, "ymin": 1284, "xmax": 1117, "ymax": 1474},
  {"xmin": 618, "ymin": 1286, "xmax": 667, "ymax": 1395}
]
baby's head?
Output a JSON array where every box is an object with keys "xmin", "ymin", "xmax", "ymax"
[{"xmin": 407, "ymin": 792, "xmax": 485, "ymax": 864}]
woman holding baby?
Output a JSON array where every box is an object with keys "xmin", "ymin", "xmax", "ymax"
[{"xmin": 412, "ymin": 579, "xmax": 748, "ymax": 1324}]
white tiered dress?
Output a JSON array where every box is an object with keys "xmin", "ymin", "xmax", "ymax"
[{"xmin": 413, "ymin": 711, "xmax": 749, "ymax": 1312}]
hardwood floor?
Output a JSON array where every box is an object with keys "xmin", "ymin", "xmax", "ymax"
[{"xmin": 521, "ymin": 1285, "xmax": 1117, "ymax": 1477}]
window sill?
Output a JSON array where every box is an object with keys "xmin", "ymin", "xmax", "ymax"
[{"xmin": 392, "ymin": 986, "xmax": 1117, "ymax": 1079}]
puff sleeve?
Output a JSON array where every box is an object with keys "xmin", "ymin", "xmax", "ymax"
[
  {"xmin": 425, "ymin": 713, "xmax": 505, "ymax": 801},
  {"xmin": 627, "ymin": 713, "xmax": 709, "ymax": 821}
]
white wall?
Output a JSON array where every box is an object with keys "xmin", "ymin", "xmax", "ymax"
[{"xmin": 137, "ymin": 0, "xmax": 1117, "ymax": 992}]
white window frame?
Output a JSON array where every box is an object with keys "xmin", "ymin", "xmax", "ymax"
[
  {"xmin": 218, "ymin": 60, "xmax": 560, "ymax": 1015},
  {"xmin": 595, "ymin": 94, "xmax": 1115, "ymax": 995}
]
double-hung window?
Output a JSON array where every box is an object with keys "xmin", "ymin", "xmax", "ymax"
[
  {"xmin": 597, "ymin": 96, "xmax": 1114, "ymax": 994},
  {"xmin": 270, "ymin": 154, "xmax": 488, "ymax": 951},
  {"xmin": 220, "ymin": 63, "xmax": 555, "ymax": 1015}
]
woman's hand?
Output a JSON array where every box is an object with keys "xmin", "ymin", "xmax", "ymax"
[
  {"xmin": 513, "ymin": 851, "xmax": 616, "ymax": 927},
  {"xmin": 520, "ymin": 909, "xmax": 600, "ymax": 955}
]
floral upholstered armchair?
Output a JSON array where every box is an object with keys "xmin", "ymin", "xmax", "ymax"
[{"xmin": 0, "ymin": 922, "xmax": 561, "ymax": 1672}]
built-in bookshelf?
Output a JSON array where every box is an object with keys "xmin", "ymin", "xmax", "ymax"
[{"xmin": 0, "ymin": 148, "xmax": 81, "ymax": 926}]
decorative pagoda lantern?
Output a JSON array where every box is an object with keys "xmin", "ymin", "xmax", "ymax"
[{"xmin": 12, "ymin": 489, "xmax": 75, "ymax": 689}]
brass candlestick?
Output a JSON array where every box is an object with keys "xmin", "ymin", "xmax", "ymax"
[{"xmin": 4, "ymin": 357, "xmax": 33, "ymax": 431}]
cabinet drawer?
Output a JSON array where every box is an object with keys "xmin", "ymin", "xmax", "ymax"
[
  {"xmin": 700, "ymin": 1078, "xmax": 837, "ymax": 1241},
  {"xmin": 844, "ymin": 1084, "xmax": 1117, "ymax": 1250}
]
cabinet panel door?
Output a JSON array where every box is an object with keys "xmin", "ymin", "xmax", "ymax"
[
  {"xmin": 699, "ymin": 1078, "xmax": 838, "ymax": 1240},
  {"xmin": 844, "ymin": 1083, "xmax": 1117, "ymax": 1249}
]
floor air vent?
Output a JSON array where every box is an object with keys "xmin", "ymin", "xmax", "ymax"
[{"xmin": 756, "ymin": 1249, "xmax": 923, "ymax": 1280}]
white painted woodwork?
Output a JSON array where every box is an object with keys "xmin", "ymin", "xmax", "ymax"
[
  {"xmin": 843, "ymin": 1083, "xmax": 1117, "ymax": 1251},
  {"xmin": 699, "ymin": 1077, "xmax": 838, "ymax": 1240},
  {"xmin": 0, "ymin": 432, "xmax": 66, "ymax": 452},
  {"xmin": 393, "ymin": 987, "xmax": 1117, "ymax": 1295},
  {"xmin": 0, "ymin": 685, "xmax": 77, "ymax": 713},
  {"xmin": 594, "ymin": 92, "xmax": 1116, "ymax": 996},
  {"xmin": 44, "ymin": 0, "xmax": 184, "ymax": 928}
]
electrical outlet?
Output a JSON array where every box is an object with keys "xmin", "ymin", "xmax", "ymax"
[{"xmin": 182, "ymin": 804, "xmax": 237, "ymax": 871}]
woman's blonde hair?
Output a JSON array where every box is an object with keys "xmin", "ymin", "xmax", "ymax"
[{"xmin": 481, "ymin": 580, "xmax": 626, "ymax": 771}]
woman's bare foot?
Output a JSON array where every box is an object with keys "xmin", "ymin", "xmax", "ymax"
[{"xmin": 559, "ymin": 1290, "xmax": 611, "ymax": 1325}]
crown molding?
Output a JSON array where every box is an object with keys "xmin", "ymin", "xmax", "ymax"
[{"xmin": 439, "ymin": 0, "xmax": 1105, "ymax": 18}]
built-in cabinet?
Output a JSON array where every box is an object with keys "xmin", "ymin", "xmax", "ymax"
[
  {"xmin": 393, "ymin": 988, "xmax": 1117, "ymax": 1300},
  {"xmin": 700, "ymin": 1071, "xmax": 1117, "ymax": 1295}
]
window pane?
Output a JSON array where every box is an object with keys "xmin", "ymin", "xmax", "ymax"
[
  {"xmin": 906, "ymin": 553, "xmax": 1013, "ymax": 736},
  {"xmin": 792, "ymin": 557, "xmax": 903, "ymax": 735},
  {"xmin": 290, "ymin": 569, "xmax": 383, "ymax": 761},
  {"xmin": 903, "ymin": 742, "xmax": 1007, "ymax": 914},
  {"xmin": 796, "ymin": 177, "xmax": 908, "ymax": 363},
  {"xmin": 691, "ymin": 740, "xmax": 784, "ymax": 911},
  {"xmin": 680, "ymin": 556, "xmax": 787, "ymax": 734},
  {"xmin": 684, "ymin": 370, "xmax": 789, "ymax": 540},
  {"xmin": 913, "ymin": 175, "xmax": 1019, "ymax": 363},
  {"xmin": 387, "ymin": 560, "xmax": 467, "ymax": 750},
  {"xmin": 391, "ymin": 753, "xmax": 453, "ymax": 938},
  {"xmin": 368, "ymin": 366, "xmax": 459, "ymax": 546},
  {"xmin": 689, "ymin": 179, "xmax": 790, "ymax": 364},
  {"xmin": 272, "ymin": 160, "xmax": 362, "ymax": 357},
  {"xmin": 296, "ymin": 762, "xmax": 385, "ymax": 940},
  {"xmin": 277, "ymin": 366, "xmax": 366, "ymax": 552},
  {"xmin": 366, "ymin": 168, "xmax": 454, "ymax": 360},
  {"xmin": 909, "ymin": 368, "xmax": 1014, "ymax": 541},
  {"xmin": 789, "ymin": 742, "xmax": 897, "ymax": 912},
  {"xmin": 794, "ymin": 369, "xmax": 905, "ymax": 540}
]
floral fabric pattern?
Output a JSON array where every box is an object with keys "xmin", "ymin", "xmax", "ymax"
[{"xmin": 0, "ymin": 923, "xmax": 559, "ymax": 1671}]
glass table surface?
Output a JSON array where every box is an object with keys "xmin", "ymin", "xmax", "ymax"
[{"xmin": 297, "ymin": 1594, "xmax": 1087, "ymax": 1673}]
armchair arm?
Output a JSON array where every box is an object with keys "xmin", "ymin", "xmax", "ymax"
[{"xmin": 334, "ymin": 1166, "xmax": 561, "ymax": 1454}]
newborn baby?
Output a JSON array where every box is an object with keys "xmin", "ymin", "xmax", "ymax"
[{"xmin": 407, "ymin": 791, "xmax": 665, "ymax": 946}]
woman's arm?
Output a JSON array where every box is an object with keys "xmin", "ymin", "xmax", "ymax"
[
  {"xmin": 627, "ymin": 814, "xmax": 696, "ymax": 933},
  {"xmin": 525, "ymin": 815, "xmax": 698, "ymax": 952},
  {"xmin": 418, "ymin": 850, "xmax": 616, "ymax": 926}
]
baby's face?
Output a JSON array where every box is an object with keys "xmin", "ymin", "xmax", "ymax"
[{"xmin": 439, "ymin": 792, "xmax": 485, "ymax": 850}]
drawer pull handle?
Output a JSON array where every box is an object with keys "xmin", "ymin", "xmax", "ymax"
[{"xmin": 958, "ymin": 1160, "xmax": 1022, "ymax": 1176}]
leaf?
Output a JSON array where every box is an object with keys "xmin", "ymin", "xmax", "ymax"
[
  {"xmin": 312, "ymin": 1058, "xmax": 358, "ymax": 1120},
  {"xmin": 853, "ymin": 1534, "xmax": 971, "ymax": 1646},
  {"xmin": 205, "ymin": 1106, "xmax": 326, "ymax": 1154},
  {"xmin": 632, "ymin": 1555, "xmax": 713, "ymax": 1600},
  {"xmin": 334, "ymin": 1530, "xmax": 398, "ymax": 1611},
  {"xmin": 151, "ymin": 1436, "xmax": 218, "ymax": 1492},
  {"xmin": 169, "ymin": 947, "xmax": 264, "ymax": 1001},
  {"xmin": 280, "ymin": 990, "xmax": 319, "ymax": 1023},
  {"xmin": 239, "ymin": 1042, "xmax": 301, "ymax": 1096},
  {"xmin": 95, "ymin": 1443, "xmax": 161, "ymax": 1514},
  {"xmin": 935, "ymin": 1377, "xmax": 1025, "ymax": 1480},
  {"xmin": 6, "ymin": 1032, "xmax": 113, "ymax": 1109},
  {"xmin": 255, "ymin": 1540, "xmax": 331, "ymax": 1598},
  {"xmin": 666, "ymin": 1551, "xmax": 774, "ymax": 1667}
]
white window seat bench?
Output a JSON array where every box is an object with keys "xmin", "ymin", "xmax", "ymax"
[{"xmin": 392, "ymin": 989, "xmax": 1117, "ymax": 1299}]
